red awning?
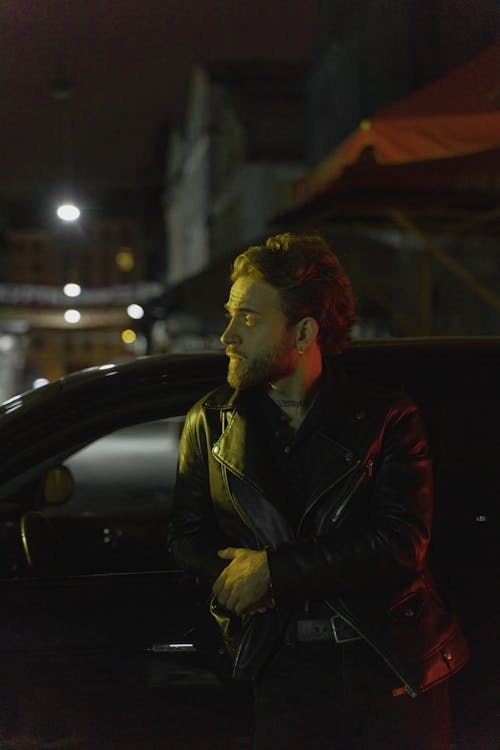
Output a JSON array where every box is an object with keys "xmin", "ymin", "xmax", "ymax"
[{"xmin": 295, "ymin": 44, "xmax": 500, "ymax": 206}]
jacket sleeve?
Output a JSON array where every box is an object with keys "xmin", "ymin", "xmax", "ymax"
[
  {"xmin": 167, "ymin": 406, "xmax": 227, "ymax": 584},
  {"xmin": 266, "ymin": 401, "xmax": 434, "ymax": 606}
]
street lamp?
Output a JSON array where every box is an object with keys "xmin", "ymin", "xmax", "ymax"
[
  {"xmin": 63, "ymin": 282, "xmax": 82, "ymax": 297},
  {"xmin": 127, "ymin": 303, "xmax": 144, "ymax": 320},
  {"xmin": 57, "ymin": 203, "xmax": 81, "ymax": 222},
  {"xmin": 64, "ymin": 309, "xmax": 81, "ymax": 324},
  {"xmin": 52, "ymin": 76, "xmax": 81, "ymax": 223}
]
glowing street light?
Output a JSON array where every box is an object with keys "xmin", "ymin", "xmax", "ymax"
[
  {"xmin": 33, "ymin": 378, "xmax": 50, "ymax": 389},
  {"xmin": 64, "ymin": 309, "xmax": 81, "ymax": 324},
  {"xmin": 121, "ymin": 329, "xmax": 136, "ymax": 344},
  {"xmin": 127, "ymin": 303, "xmax": 144, "ymax": 320},
  {"xmin": 57, "ymin": 203, "xmax": 80, "ymax": 222},
  {"xmin": 63, "ymin": 282, "xmax": 82, "ymax": 297}
]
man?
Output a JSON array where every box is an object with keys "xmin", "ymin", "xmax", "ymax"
[{"xmin": 168, "ymin": 233, "xmax": 468, "ymax": 749}]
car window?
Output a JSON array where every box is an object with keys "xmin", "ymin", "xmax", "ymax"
[
  {"xmin": 15, "ymin": 416, "xmax": 184, "ymax": 578},
  {"xmin": 49, "ymin": 418, "xmax": 183, "ymax": 518}
]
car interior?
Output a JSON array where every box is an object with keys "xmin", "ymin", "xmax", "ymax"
[{"xmin": 3, "ymin": 417, "xmax": 184, "ymax": 579}]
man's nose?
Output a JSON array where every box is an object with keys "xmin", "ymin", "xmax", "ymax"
[{"xmin": 220, "ymin": 319, "xmax": 239, "ymax": 345}]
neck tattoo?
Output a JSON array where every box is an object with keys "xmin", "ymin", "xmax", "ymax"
[
  {"xmin": 273, "ymin": 398, "xmax": 305, "ymax": 408},
  {"xmin": 268, "ymin": 383, "xmax": 306, "ymax": 410}
]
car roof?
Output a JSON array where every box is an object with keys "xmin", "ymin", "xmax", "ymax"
[{"xmin": 0, "ymin": 339, "xmax": 499, "ymax": 500}]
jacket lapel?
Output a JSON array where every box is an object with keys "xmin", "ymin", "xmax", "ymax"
[
  {"xmin": 208, "ymin": 367, "xmax": 382, "ymax": 543},
  {"xmin": 306, "ymin": 368, "xmax": 376, "ymax": 503},
  {"xmin": 213, "ymin": 402, "xmax": 295, "ymax": 545}
]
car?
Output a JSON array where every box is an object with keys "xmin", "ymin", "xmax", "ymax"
[{"xmin": 0, "ymin": 340, "xmax": 498, "ymax": 749}]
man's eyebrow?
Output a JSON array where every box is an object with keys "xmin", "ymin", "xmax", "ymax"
[{"xmin": 224, "ymin": 303, "xmax": 260, "ymax": 314}]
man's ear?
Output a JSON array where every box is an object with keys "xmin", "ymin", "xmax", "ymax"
[{"xmin": 295, "ymin": 317, "xmax": 319, "ymax": 350}]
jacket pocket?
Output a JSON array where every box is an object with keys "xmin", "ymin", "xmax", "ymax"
[{"xmin": 389, "ymin": 589, "xmax": 425, "ymax": 623}]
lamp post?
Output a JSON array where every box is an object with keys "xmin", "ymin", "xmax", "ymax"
[{"xmin": 52, "ymin": 77, "xmax": 81, "ymax": 222}]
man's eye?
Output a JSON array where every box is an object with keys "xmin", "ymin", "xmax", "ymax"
[{"xmin": 224, "ymin": 310, "xmax": 257, "ymax": 326}]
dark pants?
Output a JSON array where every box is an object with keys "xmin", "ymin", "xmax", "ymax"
[{"xmin": 253, "ymin": 641, "xmax": 451, "ymax": 750}]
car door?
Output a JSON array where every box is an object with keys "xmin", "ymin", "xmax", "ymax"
[{"xmin": 0, "ymin": 354, "xmax": 252, "ymax": 748}]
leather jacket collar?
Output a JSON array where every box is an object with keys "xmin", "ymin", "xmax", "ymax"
[{"xmin": 203, "ymin": 364, "xmax": 382, "ymax": 544}]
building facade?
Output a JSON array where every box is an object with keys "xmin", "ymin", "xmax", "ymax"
[
  {"xmin": 162, "ymin": 62, "xmax": 307, "ymax": 349},
  {"xmin": 1, "ymin": 216, "xmax": 160, "ymax": 388}
]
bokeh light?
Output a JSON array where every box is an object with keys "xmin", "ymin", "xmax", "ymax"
[
  {"xmin": 127, "ymin": 303, "xmax": 144, "ymax": 320},
  {"xmin": 56, "ymin": 203, "xmax": 81, "ymax": 222},
  {"xmin": 115, "ymin": 249, "xmax": 135, "ymax": 271},
  {"xmin": 63, "ymin": 282, "xmax": 82, "ymax": 297},
  {"xmin": 33, "ymin": 378, "xmax": 50, "ymax": 389},
  {"xmin": 121, "ymin": 329, "xmax": 136, "ymax": 344},
  {"xmin": 64, "ymin": 309, "xmax": 81, "ymax": 324}
]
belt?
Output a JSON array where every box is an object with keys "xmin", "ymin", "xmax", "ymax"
[{"xmin": 286, "ymin": 615, "xmax": 362, "ymax": 645}]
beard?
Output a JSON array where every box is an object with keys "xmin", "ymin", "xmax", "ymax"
[{"xmin": 226, "ymin": 335, "xmax": 296, "ymax": 390}]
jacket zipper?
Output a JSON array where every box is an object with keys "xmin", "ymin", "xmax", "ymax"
[
  {"xmin": 329, "ymin": 458, "xmax": 374, "ymax": 526},
  {"xmin": 323, "ymin": 599, "xmax": 417, "ymax": 698},
  {"xmin": 320, "ymin": 456, "xmax": 417, "ymax": 697},
  {"xmin": 297, "ymin": 459, "xmax": 362, "ymax": 538}
]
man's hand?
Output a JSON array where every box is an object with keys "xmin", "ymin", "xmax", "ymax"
[{"xmin": 212, "ymin": 547, "xmax": 275, "ymax": 616}]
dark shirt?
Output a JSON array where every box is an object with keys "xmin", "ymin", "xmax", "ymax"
[
  {"xmin": 256, "ymin": 387, "xmax": 335, "ymax": 617},
  {"xmin": 256, "ymin": 388, "xmax": 323, "ymax": 531}
]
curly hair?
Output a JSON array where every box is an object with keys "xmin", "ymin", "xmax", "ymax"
[{"xmin": 231, "ymin": 233, "xmax": 356, "ymax": 355}]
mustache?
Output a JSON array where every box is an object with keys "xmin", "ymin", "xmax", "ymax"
[{"xmin": 225, "ymin": 348, "xmax": 245, "ymax": 359}]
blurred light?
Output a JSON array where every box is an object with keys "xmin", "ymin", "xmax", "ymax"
[
  {"xmin": 63, "ymin": 282, "xmax": 82, "ymax": 298},
  {"xmin": 33, "ymin": 378, "xmax": 50, "ymax": 389},
  {"xmin": 121, "ymin": 329, "xmax": 136, "ymax": 344},
  {"xmin": 132, "ymin": 333, "xmax": 148, "ymax": 356},
  {"xmin": 152, "ymin": 643, "xmax": 195, "ymax": 653},
  {"xmin": 2, "ymin": 398, "xmax": 22, "ymax": 413},
  {"xmin": 127, "ymin": 303, "xmax": 144, "ymax": 320},
  {"xmin": 151, "ymin": 320, "xmax": 171, "ymax": 351},
  {"xmin": 116, "ymin": 249, "xmax": 135, "ymax": 271},
  {"xmin": 360, "ymin": 119, "xmax": 372, "ymax": 131},
  {"xmin": 0, "ymin": 334, "xmax": 15, "ymax": 353},
  {"xmin": 64, "ymin": 309, "xmax": 81, "ymax": 324},
  {"xmin": 57, "ymin": 203, "xmax": 81, "ymax": 222}
]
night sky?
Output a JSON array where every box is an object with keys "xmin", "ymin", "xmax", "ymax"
[{"xmin": 0, "ymin": 1, "xmax": 317, "ymax": 204}]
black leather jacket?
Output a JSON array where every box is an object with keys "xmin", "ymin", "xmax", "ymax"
[{"xmin": 168, "ymin": 368, "xmax": 469, "ymax": 696}]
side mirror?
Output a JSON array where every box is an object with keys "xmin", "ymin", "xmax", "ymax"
[{"xmin": 42, "ymin": 465, "xmax": 74, "ymax": 507}]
